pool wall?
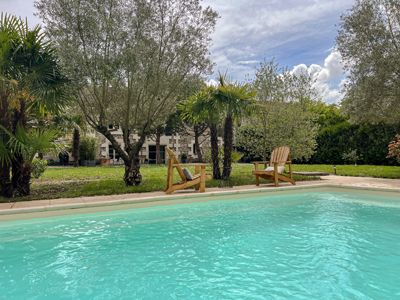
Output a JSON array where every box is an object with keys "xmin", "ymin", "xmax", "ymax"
[{"xmin": 0, "ymin": 184, "xmax": 399, "ymax": 222}]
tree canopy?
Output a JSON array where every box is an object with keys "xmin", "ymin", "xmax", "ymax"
[
  {"xmin": 337, "ymin": 0, "xmax": 400, "ymax": 124},
  {"xmin": 36, "ymin": 0, "xmax": 218, "ymax": 185},
  {"xmin": 0, "ymin": 14, "xmax": 68, "ymax": 197},
  {"xmin": 236, "ymin": 60, "xmax": 319, "ymax": 161}
]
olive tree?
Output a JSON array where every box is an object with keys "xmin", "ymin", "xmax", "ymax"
[
  {"xmin": 236, "ymin": 60, "xmax": 319, "ymax": 161},
  {"xmin": 36, "ymin": 0, "xmax": 217, "ymax": 185},
  {"xmin": 337, "ymin": 0, "xmax": 400, "ymax": 123}
]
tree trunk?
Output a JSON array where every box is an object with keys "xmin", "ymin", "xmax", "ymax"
[
  {"xmin": 11, "ymin": 158, "xmax": 31, "ymax": 197},
  {"xmin": 210, "ymin": 123, "xmax": 221, "ymax": 179},
  {"xmin": 222, "ymin": 114, "xmax": 233, "ymax": 179},
  {"xmin": 72, "ymin": 127, "xmax": 80, "ymax": 167},
  {"xmin": 155, "ymin": 128, "xmax": 161, "ymax": 164},
  {"xmin": 11, "ymin": 100, "xmax": 31, "ymax": 196},
  {"xmin": 0, "ymin": 91, "xmax": 13, "ymax": 197},
  {"xmin": 96, "ymin": 125, "xmax": 145, "ymax": 186},
  {"xmin": 0, "ymin": 162, "xmax": 13, "ymax": 198},
  {"xmin": 124, "ymin": 156, "xmax": 142, "ymax": 186},
  {"xmin": 194, "ymin": 125, "xmax": 203, "ymax": 162}
]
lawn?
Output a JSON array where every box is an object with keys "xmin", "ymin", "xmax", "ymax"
[{"xmin": 1, "ymin": 163, "xmax": 399, "ymax": 202}]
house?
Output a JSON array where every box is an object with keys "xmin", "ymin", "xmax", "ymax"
[{"xmin": 98, "ymin": 127, "xmax": 217, "ymax": 164}]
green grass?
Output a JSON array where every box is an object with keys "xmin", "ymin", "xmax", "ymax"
[
  {"xmin": 292, "ymin": 164, "xmax": 400, "ymax": 179},
  {"xmin": 1, "ymin": 163, "xmax": 399, "ymax": 202}
]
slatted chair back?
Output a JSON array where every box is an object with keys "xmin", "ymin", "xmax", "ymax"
[
  {"xmin": 270, "ymin": 146, "xmax": 290, "ymax": 167},
  {"xmin": 166, "ymin": 147, "xmax": 186, "ymax": 182}
]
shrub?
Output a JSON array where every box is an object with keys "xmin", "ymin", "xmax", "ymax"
[
  {"xmin": 203, "ymin": 148, "xmax": 243, "ymax": 164},
  {"xmin": 31, "ymin": 158, "xmax": 48, "ymax": 179},
  {"xmin": 342, "ymin": 149, "xmax": 361, "ymax": 165},
  {"xmin": 387, "ymin": 135, "xmax": 400, "ymax": 163},
  {"xmin": 79, "ymin": 136, "xmax": 98, "ymax": 161},
  {"xmin": 310, "ymin": 122, "xmax": 400, "ymax": 165}
]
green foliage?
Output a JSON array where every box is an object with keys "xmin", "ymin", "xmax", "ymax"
[
  {"xmin": 0, "ymin": 14, "xmax": 69, "ymax": 197},
  {"xmin": 307, "ymin": 101, "xmax": 348, "ymax": 129},
  {"xmin": 236, "ymin": 102, "xmax": 319, "ymax": 161},
  {"xmin": 31, "ymin": 158, "xmax": 48, "ymax": 179},
  {"xmin": 342, "ymin": 149, "xmax": 361, "ymax": 165},
  {"xmin": 254, "ymin": 60, "xmax": 317, "ymax": 104},
  {"xmin": 36, "ymin": 0, "xmax": 218, "ymax": 185},
  {"xmin": 387, "ymin": 135, "xmax": 400, "ymax": 163},
  {"xmin": 231, "ymin": 151, "xmax": 243, "ymax": 163},
  {"xmin": 0, "ymin": 125, "xmax": 61, "ymax": 164},
  {"xmin": 203, "ymin": 148, "xmax": 243, "ymax": 164},
  {"xmin": 79, "ymin": 136, "xmax": 97, "ymax": 161},
  {"xmin": 238, "ymin": 60, "xmax": 319, "ymax": 162},
  {"xmin": 337, "ymin": 0, "xmax": 400, "ymax": 123},
  {"xmin": 310, "ymin": 122, "xmax": 400, "ymax": 165}
]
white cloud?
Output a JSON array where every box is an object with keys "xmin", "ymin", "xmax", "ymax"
[
  {"xmin": 291, "ymin": 50, "xmax": 345, "ymax": 103},
  {"xmin": 206, "ymin": 79, "xmax": 218, "ymax": 87},
  {"xmin": 203, "ymin": 0, "xmax": 353, "ymax": 80}
]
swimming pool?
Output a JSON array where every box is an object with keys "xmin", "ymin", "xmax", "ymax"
[{"xmin": 0, "ymin": 188, "xmax": 399, "ymax": 299}]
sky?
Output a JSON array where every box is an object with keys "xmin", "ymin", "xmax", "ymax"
[{"xmin": 0, "ymin": 0, "xmax": 355, "ymax": 103}]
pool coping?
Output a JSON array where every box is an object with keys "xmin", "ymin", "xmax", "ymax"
[{"xmin": 0, "ymin": 181, "xmax": 399, "ymax": 219}]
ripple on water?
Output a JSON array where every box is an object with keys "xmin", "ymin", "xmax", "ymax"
[{"xmin": 0, "ymin": 191, "xmax": 399, "ymax": 299}]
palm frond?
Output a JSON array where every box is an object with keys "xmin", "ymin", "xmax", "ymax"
[{"xmin": 0, "ymin": 124, "xmax": 62, "ymax": 162}]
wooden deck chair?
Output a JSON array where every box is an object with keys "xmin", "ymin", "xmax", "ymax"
[
  {"xmin": 165, "ymin": 147, "xmax": 206, "ymax": 194},
  {"xmin": 252, "ymin": 146, "xmax": 296, "ymax": 187}
]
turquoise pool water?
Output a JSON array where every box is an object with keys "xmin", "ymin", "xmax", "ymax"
[{"xmin": 0, "ymin": 189, "xmax": 399, "ymax": 299}]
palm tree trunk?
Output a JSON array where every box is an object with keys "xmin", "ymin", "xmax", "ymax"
[
  {"xmin": 0, "ymin": 91, "xmax": 13, "ymax": 197},
  {"xmin": 72, "ymin": 127, "xmax": 80, "ymax": 167},
  {"xmin": 155, "ymin": 128, "xmax": 161, "ymax": 164},
  {"xmin": 0, "ymin": 162, "xmax": 13, "ymax": 198},
  {"xmin": 222, "ymin": 114, "xmax": 233, "ymax": 179},
  {"xmin": 194, "ymin": 125, "xmax": 203, "ymax": 162},
  {"xmin": 12, "ymin": 158, "xmax": 31, "ymax": 197},
  {"xmin": 11, "ymin": 100, "xmax": 31, "ymax": 196},
  {"xmin": 210, "ymin": 123, "xmax": 221, "ymax": 179}
]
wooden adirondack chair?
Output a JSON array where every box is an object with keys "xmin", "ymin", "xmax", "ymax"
[
  {"xmin": 165, "ymin": 147, "xmax": 206, "ymax": 194},
  {"xmin": 252, "ymin": 146, "xmax": 296, "ymax": 187}
]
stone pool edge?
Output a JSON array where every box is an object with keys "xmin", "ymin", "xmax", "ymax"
[{"xmin": 0, "ymin": 182, "xmax": 399, "ymax": 220}]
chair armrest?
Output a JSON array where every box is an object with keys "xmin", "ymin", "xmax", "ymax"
[
  {"xmin": 253, "ymin": 161, "xmax": 269, "ymax": 170},
  {"xmin": 172, "ymin": 163, "xmax": 207, "ymax": 168},
  {"xmin": 271, "ymin": 161, "xmax": 291, "ymax": 165},
  {"xmin": 172, "ymin": 163, "xmax": 207, "ymax": 167}
]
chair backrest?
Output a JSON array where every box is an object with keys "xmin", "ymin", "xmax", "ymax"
[
  {"xmin": 166, "ymin": 147, "xmax": 186, "ymax": 181},
  {"xmin": 270, "ymin": 146, "xmax": 290, "ymax": 166}
]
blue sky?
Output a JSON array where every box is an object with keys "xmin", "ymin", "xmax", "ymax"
[{"xmin": 0, "ymin": 0, "xmax": 354, "ymax": 103}]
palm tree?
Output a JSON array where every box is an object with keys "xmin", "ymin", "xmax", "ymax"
[
  {"xmin": 0, "ymin": 14, "xmax": 68, "ymax": 197},
  {"xmin": 0, "ymin": 126, "xmax": 61, "ymax": 195},
  {"xmin": 214, "ymin": 76, "xmax": 255, "ymax": 179},
  {"xmin": 179, "ymin": 86, "xmax": 223, "ymax": 179},
  {"xmin": 54, "ymin": 113, "xmax": 86, "ymax": 167}
]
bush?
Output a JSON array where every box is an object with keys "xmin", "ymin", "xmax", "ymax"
[
  {"xmin": 342, "ymin": 149, "xmax": 361, "ymax": 165},
  {"xmin": 79, "ymin": 136, "xmax": 98, "ymax": 161},
  {"xmin": 310, "ymin": 122, "xmax": 400, "ymax": 165},
  {"xmin": 388, "ymin": 135, "xmax": 400, "ymax": 163},
  {"xmin": 203, "ymin": 148, "xmax": 243, "ymax": 164},
  {"xmin": 31, "ymin": 158, "xmax": 48, "ymax": 179}
]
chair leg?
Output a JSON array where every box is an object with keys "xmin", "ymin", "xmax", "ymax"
[
  {"xmin": 255, "ymin": 175, "xmax": 260, "ymax": 186},
  {"xmin": 199, "ymin": 167, "xmax": 206, "ymax": 192},
  {"xmin": 273, "ymin": 164, "xmax": 279, "ymax": 187}
]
